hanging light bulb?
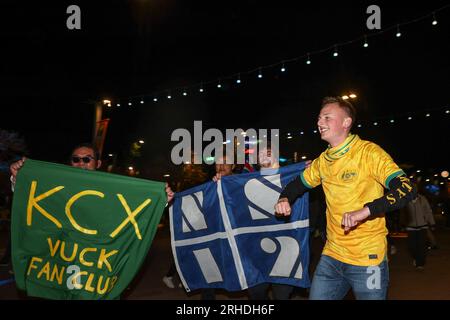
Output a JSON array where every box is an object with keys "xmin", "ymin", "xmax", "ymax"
[
  {"xmin": 306, "ymin": 53, "xmax": 311, "ymax": 65},
  {"xmin": 280, "ymin": 63, "xmax": 286, "ymax": 72},
  {"xmin": 333, "ymin": 45, "xmax": 338, "ymax": 57},
  {"xmin": 258, "ymin": 68, "xmax": 263, "ymax": 79},
  {"xmin": 140, "ymin": 99, "xmax": 144, "ymax": 104},
  {"xmin": 128, "ymin": 102, "xmax": 132, "ymax": 106},
  {"xmin": 199, "ymin": 84, "xmax": 204, "ymax": 92},
  {"xmin": 432, "ymin": 12, "xmax": 438, "ymax": 26},
  {"xmin": 396, "ymin": 24, "xmax": 401, "ymax": 38},
  {"xmin": 182, "ymin": 90, "xmax": 187, "ymax": 96},
  {"xmin": 236, "ymin": 74, "xmax": 241, "ymax": 84},
  {"xmin": 153, "ymin": 97, "xmax": 158, "ymax": 102},
  {"xmin": 363, "ymin": 35, "xmax": 368, "ymax": 48}
]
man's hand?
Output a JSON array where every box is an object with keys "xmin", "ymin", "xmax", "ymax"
[
  {"xmin": 10, "ymin": 157, "xmax": 26, "ymax": 183},
  {"xmin": 274, "ymin": 197, "xmax": 292, "ymax": 216},
  {"xmin": 165, "ymin": 183, "xmax": 175, "ymax": 203},
  {"xmin": 341, "ymin": 207, "xmax": 371, "ymax": 232},
  {"xmin": 212, "ymin": 173, "xmax": 223, "ymax": 182},
  {"xmin": 305, "ymin": 160, "xmax": 312, "ymax": 168}
]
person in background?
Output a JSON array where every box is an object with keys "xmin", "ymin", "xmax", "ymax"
[{"xmin": 401, "ymin": 190, "xmax": 435, "ymax": 270}]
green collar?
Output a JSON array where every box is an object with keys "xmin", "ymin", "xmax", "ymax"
[{"xmin": 324, "ymin": 134, "xmax": 359, "ymax": 161}]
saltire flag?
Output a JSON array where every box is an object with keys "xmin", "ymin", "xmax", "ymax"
[
  {"xmin": 169, "ymin": 162, "xmax": 310, "ymax": 292},
  {"xmin": 11, "ymin": 159, "xmax": 166, "ymax": 300}
]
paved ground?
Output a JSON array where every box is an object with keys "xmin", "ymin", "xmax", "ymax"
[{"xmin": 1, "ymin": 215, "xmax": 450, "ymax": 300}]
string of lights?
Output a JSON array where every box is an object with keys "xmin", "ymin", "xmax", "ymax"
[
  {"xmin": 282, "ymin": 106, "xmax": 449, "ymax": 140},
  {"xmin": 100, "ymin": 4, "xmax": 450, "ymax": 108}
]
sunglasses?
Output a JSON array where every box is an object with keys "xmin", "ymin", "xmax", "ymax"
[{"xmin": 71, "ymin": 156, "xmax": 94, "ymax": 164}]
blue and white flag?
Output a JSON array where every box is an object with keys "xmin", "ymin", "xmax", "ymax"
[{"xmin": 169, "ymin": 162, "xmax": 310, "ymax": 292}]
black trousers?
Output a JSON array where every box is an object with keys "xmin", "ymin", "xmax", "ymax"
[
  {"xmin": 201, "ymin": 288, "xmax": 216, "ymax": 300},
  {"xmin": 248, "ymin": 283, "xmax": 293, "ymax": 300},
  {"xmin": 407, "ymin": 229, "xmax": 427, "ymax": 267}
]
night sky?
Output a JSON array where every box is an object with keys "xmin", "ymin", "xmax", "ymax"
[{"xmin": 1, "ymin": 1, "xmax": 449, "ymax": 180}]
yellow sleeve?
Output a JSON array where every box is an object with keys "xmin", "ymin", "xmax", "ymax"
[
  {"xmin": 300, "ymin": 157, "xmax": 321, "ymax": 188},
  {"xmin": 367, "ymin": 143, "xmax": 405, "ymax": 188}
]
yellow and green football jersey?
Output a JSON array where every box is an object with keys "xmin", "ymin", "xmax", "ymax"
[{"xmin": 301, "ymin": 134, "xmax": 404, "ymax": 266}]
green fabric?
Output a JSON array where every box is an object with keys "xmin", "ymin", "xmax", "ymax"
[
  {"xmin": 384, "ymin": 170, "xmax": 405, "ymax": 189},
  {"xmin": 299, "ymin": 171, "xmax": 313, "ymax": 189},
  {"xmin": 11, "ymin": 159, "xmax": 166, "ymax": 300},
  {"xmin": 324, "ymin": 134, "xmax": 359, "ymax": 161}
]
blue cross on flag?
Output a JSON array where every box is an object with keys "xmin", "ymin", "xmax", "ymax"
[{"xmin": 169, "ymin": 162, "xmax": 310, "ymax": 292}]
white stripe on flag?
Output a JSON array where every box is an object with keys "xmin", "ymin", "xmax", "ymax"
[
  {"xmin": 169, "ymin": 206, "xmax": 191, "ymax": 292},
  {"xmin": 217, "ymin": 181, "xmax": 248, "ymax": 289},
  {"xmin": 232, "ymin": 219, "xmax": 309, "ymax": 236},
  {"xmin": 173, "ymin": 220, "xmax": 309, "ymax": 247},
  {"xmin": 174, "ymin": 231, "xmax": 229, "ymax": 246}
]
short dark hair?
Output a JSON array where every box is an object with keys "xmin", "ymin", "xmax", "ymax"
[
  {"xmin": 321, "ymin": 96, "xmax": 356, "ymax": 128},
  {"xmin": 70, "ymin": 143, "xmax": 100, "ymax": 160}
]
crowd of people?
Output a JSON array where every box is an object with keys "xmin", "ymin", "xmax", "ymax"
[{"xmin": 0, "ymin": 96, "xmax": 446, "ymax": 300}]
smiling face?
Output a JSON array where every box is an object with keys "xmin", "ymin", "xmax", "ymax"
[
  {"xmin": 258, "ymin": 147, "xmax": 279, "ymax": 169},
  {"xmin": 317, "ymin": 103, "xmax": 353, "ymax": 147}
]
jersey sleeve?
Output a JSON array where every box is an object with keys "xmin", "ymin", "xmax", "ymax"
[
  {"xmin": 300, "ymin": 157, "xmax": 322, "ymax": 189},
  {"xmin": 367, "ymin": 143, "xmax": 405, "ymax": 189}
]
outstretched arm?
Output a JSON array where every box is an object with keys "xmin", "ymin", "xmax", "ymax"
[
  {"xmin": 10, "ymin": 157, "xmax": 26, "ymax": 191},
  {"xmin": 275, "ymin": 176, "xmax": 310, "ymax": 216},
  {"xmin": 165, "ymin": 183, "xmax": 175, "ymax": 204}
]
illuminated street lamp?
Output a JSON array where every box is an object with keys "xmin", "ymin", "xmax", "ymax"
[{"xmin": 342, "ymin": 93, "xmax": 357, "ymax": 100}]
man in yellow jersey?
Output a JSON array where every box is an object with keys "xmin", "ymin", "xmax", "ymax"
[{"xmin": 275, "ymin": 97, "xmax": 416, "ymax": 300}]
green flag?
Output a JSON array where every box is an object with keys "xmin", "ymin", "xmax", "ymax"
[{"xmin": 11, "ymin": 159, "xmax": 166, "ymax": 300}]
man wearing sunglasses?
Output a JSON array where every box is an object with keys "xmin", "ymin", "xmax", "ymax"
[
  {"xmin": 69, "ymin": 143, "xmax": 102, "ymax": 170},
  {"xmin": 10, "ymin": 143, "xmax": 101, "ymax": 187},
  {"xmin": 10, "ymin": 143, "xmax": 174, "ymax": 203}
]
